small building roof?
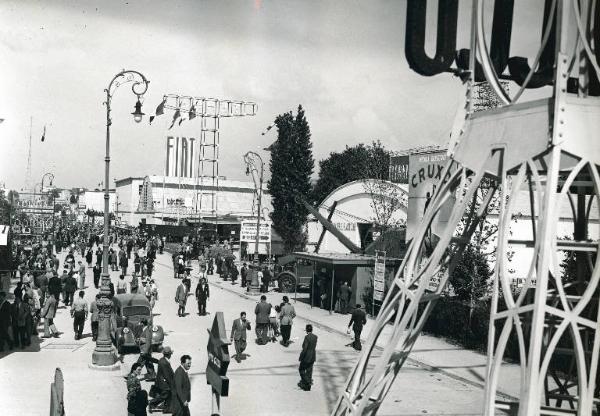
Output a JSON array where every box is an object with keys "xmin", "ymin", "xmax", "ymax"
[{"xmin": 293, "ymin": 251, "xmax": 402, "ymax": 266}]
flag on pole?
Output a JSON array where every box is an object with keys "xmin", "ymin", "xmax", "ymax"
[
  {"xmin": 41, "ymin": 125, "xmax": 46, "ymax": 142},
  {"xmin": 188, "ymin": 104, "xmax": 196, "ymax": 121},
  {"xmin": 149, "ymin": 98, "xmax": 166, "ymax": 124},
  {"xmin": 261, "ymin": 122, "xmax": 275, "ymax": 135},
  {"xmin": 169, "ymin": 108, "xmax": 181, "ymax": 130}
]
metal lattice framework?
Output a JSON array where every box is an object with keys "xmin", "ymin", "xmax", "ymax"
[
  {"xmin": 162, "ymin": 95, "xmax": 257, "ymax": 227},
  {"xmin": 334, "ymin": 1, "xmax": 600, "ymax": 415}
]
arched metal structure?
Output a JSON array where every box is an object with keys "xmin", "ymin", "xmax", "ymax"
[{"xmin": 333, "ymin": 1, "xmax": 600, "ymax": 415}]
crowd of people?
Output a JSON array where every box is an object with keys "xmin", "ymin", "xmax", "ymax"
[{"xmin": 0, "ymin": 228, "xmax": 369, "ymax": 415}]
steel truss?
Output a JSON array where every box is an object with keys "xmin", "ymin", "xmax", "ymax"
[
  {"xmin": 162, "ymin": 95, "xmax": 257, "ymax": 226},
  {"xmin": 333, "ymin": 1, "xmax": 600, "ymax": 415}
]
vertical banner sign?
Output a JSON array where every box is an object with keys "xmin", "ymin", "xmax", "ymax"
[
  {"xmin": 388, "ymin": 155, "xmax": 410, "ymax": 184},
  {"xmin": 373, "ymin": 250, "xmax": 386, "ymax": 302},
  {"xmin": 406, "ymin": 150, "xmax": 455, "ymax": 242}
]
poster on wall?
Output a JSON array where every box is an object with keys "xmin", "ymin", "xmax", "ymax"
[
  {"xmin": 406, "ymin": 150, "xmax": 455, "ymax": 242},
  {"xmin": 373, "ymin": 250, "xmax": 386, "ymax": 301},
  {"xmin": 389, "ymin": 155, "xmax": 409, "ymax": 184}
]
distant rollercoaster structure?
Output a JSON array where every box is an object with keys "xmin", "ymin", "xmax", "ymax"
[{"xmin": 334, "ymin": 1, "xmax": 600, "ymax": 416}]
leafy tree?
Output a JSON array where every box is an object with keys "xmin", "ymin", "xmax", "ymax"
[
  {"xmin": 268, "ymin": 105, "xmax": 314, "ymax": 253},
  {"xmin": 312, "ymin": 141, "xmax": 390, "ymax": 204},
  {"xmin": 450, "ymin": 244, "xmax": 492, "ymax": 301},
  {"xmin": 0, "ymin": 189, "xmax": 12, "ymax": 225}
]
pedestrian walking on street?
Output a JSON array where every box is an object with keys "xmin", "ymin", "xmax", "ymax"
[
  {"xmin": 119, "ymin": 248, "xmax": 129, "ymax": 277},
  {"xmin": 175, "ymin": 280, "xmax": 187, "ymax": 317},
  {"xmin": 77, "ymin": 261, "xmax": 86, "ymax": 289},
  {"xmin": 337, "ymin": 281, "xmax": 352, "ymax": 314},
  {"xmin": 254, "ymin": 295, "xmax": 271, "ymax": 345},
  {"xmin": 348, "ymin": 304, "xmax": 367, "ymax": 351},
  {"xmin": 240, "ymin": 263, "xmax": 248, "ymax": 288},
  {"xmin": 134, "ymin": 253, "xmax": 141, "ymax": 276},
  {"xmin": 194, "ymin": 278, "xmax": 209, "ymax": 316},
  {"xmin": 60, "ymin": 270, "xmax": 69, "ymax": 305},
  {"xmin": 39, "ymin": 269, "xmax": 50, "ymax": 307},
  {"xmin": 85, "ymin": 248, "xmax": 93, "ymax": 268},
  {"xmin": 261, "ymin": 266, "xmax": 271, "ymax": 293},
  {"xmin": 279, "ymin": 296, "xmax": 296, "ymax": 347},
  {"xmin": 42, "ymin": 293, "xmax": 59, "ymax": 338},
  {"xmin": 116, "ymin": 274, "xmax": 128, "ymax": 294},
  {"xmin": 298, "ymin": 324, "xmax": 318, "ymax": 391},
  {"xmin": 149, "ymin": 346, "xmax": 175, "ymax": 412},
  {"xmin": 16, "ymin": 294, "xmax": 32, "ymax": 348},
  {"xmin": 130, "ymin": 273, "xmax": 139, "ymax": 294},
  {"xmin": 71, "ymin": 290, "xmax": 88, "ymax": 340},
  {"xmin": 126, "ymin": 363, "xmax": 144, "ymax": 415},
  {"xmin": 230, "ymin": 311, "xmax": 251, "ymax": 362},
  {"xmin": 93, "ymin": 263, "xmax": 101, "ymax": 289},
  {"xmin": 269, "ymin": 305, "xmax": 280, "ymax": 342},
  {"xmin": 0, "ymin": 292, "xmax": 14, "ymax": 351},
  {"xmin": 90, "ymin": 294, "xmax": 99, "ymax": 341},
  {"xmin": 96, "ymin": 248, "xmax": 103, "ymax": 267},
  {"xmin": 64, "ymin": 272, "xmax": 77, "ymax": 306},
  {"xmin": 172, "ymin": 355, "xmax": 192, "ymax": 416},
  {"xmin": 136, "ymin": 318, "xmax": 158, "ymax": 380}
]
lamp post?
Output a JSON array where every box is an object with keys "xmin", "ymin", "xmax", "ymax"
[
  {"xmin": 41, "ymin": 173, "xmax": 54, "ymax": 193},
  {"xmin": 243, "ymin": 151, "xmax": 264, "ymax": 295},
  {"xmin": 91, "ymin": 70, "xmax": 149, "ymax": 368}
]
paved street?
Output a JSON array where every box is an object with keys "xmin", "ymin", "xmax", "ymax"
[{"xmin": 1, "ymin": 248, "xmax": 496, "ymax": 415}]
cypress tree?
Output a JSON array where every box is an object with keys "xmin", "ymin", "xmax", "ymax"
[{"xmin": 268, "ymin": 105, "xmax": 314, "ymax": 253}]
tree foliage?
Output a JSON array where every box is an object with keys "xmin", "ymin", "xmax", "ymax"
[
  {"xmin": 449, "ymin": 244, "xmax": 492, "ymax": 301},
  {"xmin": 312, "ymin": 141, "xmax": 390, "ymax": 204},
  {"xmin": 0, "ymin": 189, "xmax": 12, "ymax": 225},
  {"xmin": 268, "ymin": 105, "xmax": 314, "ymax": 253}
]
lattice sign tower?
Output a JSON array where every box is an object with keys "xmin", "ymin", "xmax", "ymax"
[{"xmin": 334, "ymin": 2, "xmax": 600, "ymax": 416}]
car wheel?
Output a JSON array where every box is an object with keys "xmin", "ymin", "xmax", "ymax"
[{"xmin": 278, "ymin": 273, "xmax": 296, "ymax": 293}]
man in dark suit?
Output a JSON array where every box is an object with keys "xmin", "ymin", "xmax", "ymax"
[
  {"xmin": 172, "ymin": 354, "xmax": 192, "ymax": 416},
  {"xmin": 254, "ymin": 295, "xmax": 271, "ymax": 345},
  {"xmin": 230, "ymin": 311, "xmax": 251, "ymax": 362},
  {"xmin": 194, "ymin": 278, "xmax": 210, "ymax": 316},
  {"xmin": 149, "ymin": 345, "xmax": 175, "ymax": 412},
  {"xmin": 348, "ymin": 304, "xmax": 367, "ymax": 351},
  {"xmin": 298, "ymin": 324, "xmax": 318, "ymax": 391}
]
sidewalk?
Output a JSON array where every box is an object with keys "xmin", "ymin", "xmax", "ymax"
[{"xmin": 200, "ymin": 267, "xmax": 522, "ymax": 401}]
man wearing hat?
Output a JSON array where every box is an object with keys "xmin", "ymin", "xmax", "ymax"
[
  {"xmin": 298, "ymin": 324, "xmax": 318, "ymax": 391},
  {"xmin": 149, "ymin": 346, "xmax": 175, "ymax": 412}
]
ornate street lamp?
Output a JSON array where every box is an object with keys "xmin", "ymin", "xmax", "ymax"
[
  {"xmin": 243, "ymin": 151, "xmax": 264, "ymax": 295},
  {"xmin": 41, "ymin": 173, "xmax": 54, "ymax": 193},
  {"xmin": 91, "ymin": 70, "xmax": 149, "ymax": 368}
]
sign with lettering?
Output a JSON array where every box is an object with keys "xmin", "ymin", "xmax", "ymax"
[
  {"xmin": 406, "ymin": 150, "xmax": 455, "ymax": 241},
  {"xmin": 166, "ymin": 136, "xmax": 197, "ymax": 178},
  {"xmin": 389, "ymin": 155, "xmax": 409, "ymax": 184},
  {"xmin": 206, "ymin": 312, "xmax": 230, "ymax": 396},
  {"xmin": 373, "ymin": 251, "xmax": 386, "ymax": 301},
  {"xmin": 240, "ymin": 221, "xmax": 271, "ymax": 243}
]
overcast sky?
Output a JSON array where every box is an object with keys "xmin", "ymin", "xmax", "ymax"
[{"xmin": 0, "ymin": 0, "xmax": 546, "ymax": 191}]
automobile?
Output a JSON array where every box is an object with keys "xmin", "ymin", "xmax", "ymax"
[
  {"xmin": 273, "ymin": 255, "xmax": 314, "ymax": 293},
  {"xmin": 112, "ymin": 293, "xmax": 164, "ymax": 354}
]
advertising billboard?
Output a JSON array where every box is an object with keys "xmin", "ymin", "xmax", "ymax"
[
  {"xmin": 388, "ymin": 155, "xmax": 409, "ymax": 184},
  {"xmin": 406, "ymin": 150, "xmax": 455, "ymax": 241},
  {"xmin": 240, "ymin": 221, "xmax": 271, "ymax": 243}
]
